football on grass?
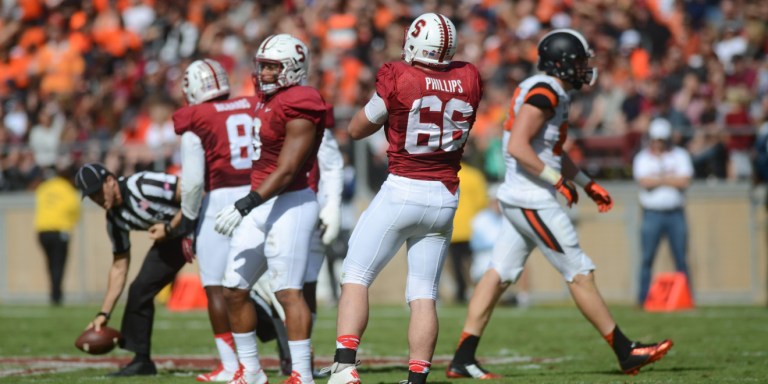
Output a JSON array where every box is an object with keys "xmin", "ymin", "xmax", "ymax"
[{"xmin": 74, "ymin": 326, "xmax": 122, "ymax": 355}]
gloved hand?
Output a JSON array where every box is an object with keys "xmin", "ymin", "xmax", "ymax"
[
  {"xmin": 215, "ymin": 205, "xmax": 243, "ymax": 237},
  {"xmin": 181, "ymin": 234, "xmax": 196, "ymax": 263},
  {"xmin": 318, "ymin": 200, "xmax": 341, "ymax": 245},
  {"xmin": 584, "ymin": 181, "xmax": 613, "ymax": 213},
  {"xmin": 554, "ymin": 177, "xmax": 579, "ymax": 208},
  {"xmin": 215, "ymin": 192, "xmax": 264, "ymax": 237}
]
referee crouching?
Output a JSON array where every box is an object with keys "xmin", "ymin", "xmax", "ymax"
[{"xmin": 75, "ymin": 163, "xmax": 195, "ymax": 376}]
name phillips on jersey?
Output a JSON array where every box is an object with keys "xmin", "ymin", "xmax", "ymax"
[{"xmin": 425, "ymin": 77, "xmax": 464, "ymax": 93}]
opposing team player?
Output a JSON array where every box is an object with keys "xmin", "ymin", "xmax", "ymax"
[
  {"xmin": 213, "ymin": 34, "xmax": 326, "ymax": 384},
  {"xmin": 446, "ymin": 29, "xmax": 673, "ymax": 379},
  {"xmin": 171, "ymin": 58, "xmax": 253, "ymax": 382},
  {"xmin": 326, "ymin": 13, "xmax": 483, "ymax": 384}
]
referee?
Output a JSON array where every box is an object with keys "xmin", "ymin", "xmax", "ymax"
[{"xmin": 76, "ymin": 163, "xmax": 192, "ymax": 377}]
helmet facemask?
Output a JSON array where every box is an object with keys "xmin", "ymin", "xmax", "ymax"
[
  {"xmin": 253, "ymin": 34, "xmax": 309, "ymax": 96},
  {"xmin": 537, "ymin": 29, "xmax": 599, "ymax": 90}
]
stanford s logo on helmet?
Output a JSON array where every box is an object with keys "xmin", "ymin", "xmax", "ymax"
[
  {"xmin": 402, "ymin": 13, "xmax": 457, "ymax": 67},
  {"xmin": 536, "ymin": 29, "xmax": 598, "ymax": 90},
  {"xmin": 254, "ymin": 34, "xmax": 309, "ymax": 96},
  {"xmin": 182, "ymin": 59, "xmax": 230, "ymax": 105}
]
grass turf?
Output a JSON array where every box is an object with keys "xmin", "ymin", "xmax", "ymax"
[{"xmin": 1, "ymin": 303, "xmax": 767, "ymax": 383}]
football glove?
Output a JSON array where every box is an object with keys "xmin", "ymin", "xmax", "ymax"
[
  {"xmin": 584, "ymin": 181, "xmax": 613, "ymax": 213},
  {"xmin": 318, "ymin": 199, "xmax": 341, "ymax": 245},
  {"xmin": 214, "ymin": 205, "xmax": 243, "ymax": 237},
  {"xmin": 554, "ymin": 176, "xmax": 579, "ymax": 207}
]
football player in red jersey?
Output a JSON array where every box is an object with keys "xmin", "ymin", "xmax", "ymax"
[
  {"xmin": 446, "ymin": 29, "xmax": 672, "ymax": 379},
  {"xmin": 326, "ymin": 13, "xmax": 483, "ymax": 384},
  {"xmin": 167, "ymin": 58, "xmax": 254, "ymax": 382},
  {"xmin": 213, "ymin": 34, "xmax": 326, "ymax": 384}
]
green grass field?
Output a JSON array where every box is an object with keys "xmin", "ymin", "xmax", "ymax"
[{"xmin": 1, "ymin": 303, "xmax": 767, "ymax": 383}]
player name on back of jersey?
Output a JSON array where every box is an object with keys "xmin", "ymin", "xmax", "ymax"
[
  {"xmin": 213, "ymin": 98, "xmax": 251, "ymax": 112},
  {"xmin": 425, "ymin": 78, "xmax": 464, "ymax": 93}
]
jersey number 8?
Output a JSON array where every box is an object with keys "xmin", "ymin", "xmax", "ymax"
[{"xmin": 226, "ymin": 113, "xmax": 262, "ymax": 170}]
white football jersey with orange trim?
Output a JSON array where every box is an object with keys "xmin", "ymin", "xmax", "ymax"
[{"xmin": 497, "ymin": 74, "xmax": 570, "ymax": 209}]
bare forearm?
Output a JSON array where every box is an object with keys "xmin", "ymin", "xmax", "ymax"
[
  {"xmin": 100, "ymin": 255, "xmax": 129, "ymax": 314},
  {"xmin": 509, "ymin": 142, "xmax": 546, "ymax": 177},
  {"xmin": 254, "ymin": 169, "xmax": 300, "ymax": 200},
  {"xmin": 561, "ymin": 154, "xmax": 581, "ymax": 180},
  {"xmin": 664, "ymin": 176, "xmax": 691, "ymax": 190}
]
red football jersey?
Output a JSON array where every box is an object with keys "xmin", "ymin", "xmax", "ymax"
[
  {"xmin": 307, "ymin": 103, "xmax": 335, "ymax": 193},
  {"xmin": 251, "ymin": 86, "xmax": 326, "ymax": 192},
  {"xmin": 376, "ymin": 61, "xmax": 483, "ymax": 193},
  {"xmin": 173, "ymin": 96, "xmax": 257, "ymax": 191}
]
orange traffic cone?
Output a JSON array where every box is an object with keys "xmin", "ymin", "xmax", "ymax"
[
  {"xmin": 167, "ymin": 274, "xmax": 208, "ymax": 311},
  {"xmin": 643, "ymin": 272, "xmax": 694, "ymax": 312}
]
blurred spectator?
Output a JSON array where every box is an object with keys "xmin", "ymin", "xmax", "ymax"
[
  {"xmin": 0, "ymin": 0, "xmax": 766, "ymax": 188},
  {"xmin": 447, "ymin": 161, "xmax": 488, "ymax": 304},
  {"xmin": 632, "ymin": 118, "xmax": 694, "ymax": 306},
  {"xmin": 34, "ymin": 163, "xmax": 81, "ymax": 305},
  {"xmin": 28, "ymin": 105, "xmax": 65, "ymax": 168}
]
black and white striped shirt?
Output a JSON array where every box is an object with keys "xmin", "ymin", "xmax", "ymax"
[{"xmin": 106, "ymin": 172, "xmax": 180, "ymax": 253}]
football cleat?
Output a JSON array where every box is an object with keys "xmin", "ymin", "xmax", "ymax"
[
  {"xmin": 324, "ymin": 362, "xmax": 361, "ymax": 384},
  {"xmin": 227, "ymin": 366, "xmax": 268, "ymax": 384},
  {"xmin": 619, "ymin": 339, "xmax": 674, "ymax": 375},
  {"xmin": 446, "ymin": 361, "xmax": 502, "ymax": 380},
  {"xmin": 197, "ymin": 363, "xmax": 241, "ymax": 382},
  {"xmin": 281, "ymin": 370, "xmax": 313, "ymax": 384}
]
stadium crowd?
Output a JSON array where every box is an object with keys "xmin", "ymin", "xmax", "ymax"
[{"xmin": 1, "ymin": 0, "xmax": 767, "ymax": 192}]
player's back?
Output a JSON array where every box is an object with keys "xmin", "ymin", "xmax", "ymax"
[
  {"xmin": 377, "ymin": 60, "xmax": 483, "ymax": 193},
  {"xmin": 173, "ymin": 96, "xmax": 256, "ymax": 192}
]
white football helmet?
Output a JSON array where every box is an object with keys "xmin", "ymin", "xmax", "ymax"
[
  {"xmin": 402, "ymin": 13, "xmax": 457, "ymax": 67},
  {"xmin": 182, "ymin": 59, "xmax": 230, "ymax": 105},
  {"xmin": 253, "ymin": 34, "xmax": 309, "ymax": 96}
]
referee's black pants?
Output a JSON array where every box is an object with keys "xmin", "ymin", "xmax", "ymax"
[{"xmin": 121, "ymin": 238, "xmax": 185, "ymax": 357}]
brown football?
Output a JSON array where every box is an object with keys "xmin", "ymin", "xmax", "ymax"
[{"xmin": 74, "ymin": 326, "xmax": 122, "ymax": 355}]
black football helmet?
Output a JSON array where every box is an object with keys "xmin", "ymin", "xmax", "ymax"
[{"xmin": 536, "ymin": 29, "xmax": 597, "ymax": 90}]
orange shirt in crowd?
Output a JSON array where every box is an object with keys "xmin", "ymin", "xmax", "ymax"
[
  {"xmin": 324, "ymin": 13, "xmax": 358, "ymax": 50},
  {"xmin": 629, "ymin": 48, "xmax": 651, "ymax": 81},
  {"xmin": 36, "ymin": 41, "xmax": 85, "ymax": 95},
  {"xmin": 6, "ymin": 50, "xmax": 34, "ymax": 89},
  {"xmin": 18, "ymin": 0, "xmax": 43, "ymax": 21},
  {"xmin": 18, "ymin": 27, "xmax": 46, "ymax": 49}
]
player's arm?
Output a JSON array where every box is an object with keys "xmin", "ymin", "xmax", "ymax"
[
  {"xmin": 507, "ymin": 91, "xmax": 579, "ymax": 207},
  {"xmin": 89, "ymin": 220, "xmax": 131, "ymax": 331},
  {"xmin": 348, "ymin": 92, "xmax": 387, "ymax": 140},
  {"xmin": 224, "ymin": 117, "xmax": 318, "ymax": 221},
  {"xmin": 257, "ymin": 118, "xmax": 317, "ymax": 198},
  {"xmin": 317, "ymin": 129, "xmax": 344, "ymax": 244},
  {"xmin": 507, "ymin": 103, "xmax": 554, "ymax": 176},
  {"xmin": 90, "ymin": 250, "xmax": 130, "ymax": 332}
]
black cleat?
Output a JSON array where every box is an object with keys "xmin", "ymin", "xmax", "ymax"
[
  {"xmin": 107, "ymin": 359, "xmax": 157, "ymax": 377},
  {"xmin": 619, "ymin": 339, "xmax": 673, "ymax": 375}
]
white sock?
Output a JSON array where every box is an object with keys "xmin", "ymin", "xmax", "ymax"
[
  {"xmin": 214, "ymin": 332, "xmax": 240, "ymax": 372},
  {"xmin": 288, "ymin": 339, "xmax": 313, "ymax": 382},
  {"xmin": 232, "ymin": 331, "xmax": 261, "ymax": 373}
]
